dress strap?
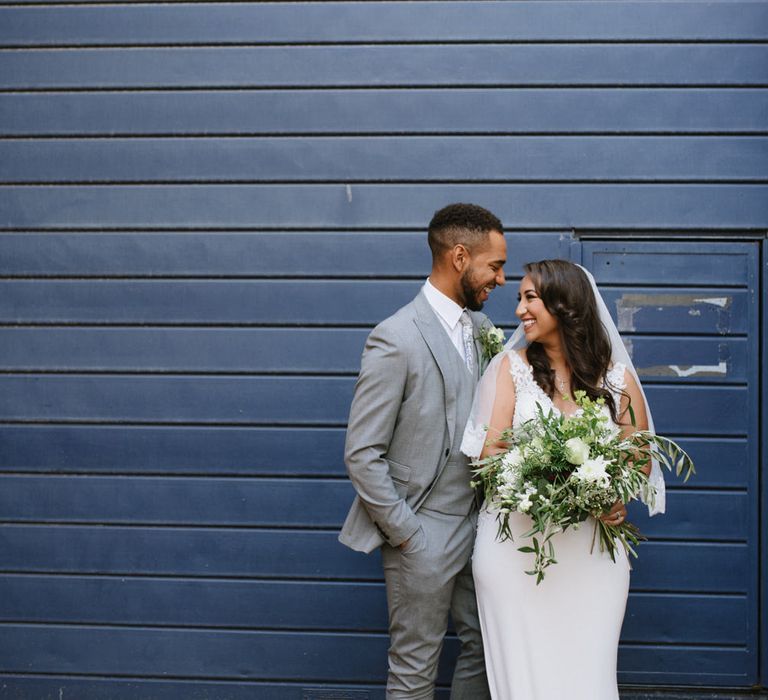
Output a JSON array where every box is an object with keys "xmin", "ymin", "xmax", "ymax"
[
  {"xmin": 604, "ymin": 362, "xmax": 627, "ymax": 404},
  {"xmin": 506, "ymin": 350, "xmax": 534, "ymax": 391}
]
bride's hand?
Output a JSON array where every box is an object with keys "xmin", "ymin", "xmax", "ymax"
[{"xmin": 600, "ymin": 500, "xmax": 627, "ymax": 527}]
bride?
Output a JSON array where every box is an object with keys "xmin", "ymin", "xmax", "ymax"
[{"xmin": 461, "ymin": 260, "xmax": 665, "ymax": 700}]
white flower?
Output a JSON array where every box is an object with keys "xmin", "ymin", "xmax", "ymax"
[
  {"xmin": 574, "ymin": 455, "xmax": 613, "ymax": 485},
  {"xmin": 490, "ymin": 327, "xmax": 505, "ymax": 343},
  {"xmin": 564, "ymin": 437, "xmax": 590, "ymax": 465},
  {"xmin": 518, "ymin": 497, "xmax": 533, "ymax": 513},
  {"xmin": 598, "ymin": 422, "xmax": 621, "ymax": 446},
  {"xmin": 501, "ymin": 448, "xmax": 524, "ymax": 469},
  {"xmin": 498, "ymin": 482, "xmax": 518, "ymax": 500},
  {"xmin": 478, "ymin": 324, "xmax": 505, "ymax": 361}
]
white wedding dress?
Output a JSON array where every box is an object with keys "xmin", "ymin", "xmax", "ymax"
[{"xmin": 473, "ymin": 351, "xmax": 630, "ymax": 700}]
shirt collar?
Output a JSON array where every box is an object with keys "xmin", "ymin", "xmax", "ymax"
[{"xmin": 423, "ymin": 278, "xmax": 466, "ymax": 330}]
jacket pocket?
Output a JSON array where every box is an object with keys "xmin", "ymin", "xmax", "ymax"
[{"xmin": 386, "ymin": 458, "xmax": 412, "ymax": 497}]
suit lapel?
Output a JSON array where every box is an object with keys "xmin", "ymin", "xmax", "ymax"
[{"xmin": 413, "ymin": 292, "xmax": 459, "ymax": 449}]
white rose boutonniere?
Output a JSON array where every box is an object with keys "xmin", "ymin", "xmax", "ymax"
[{"xmin": 477, "ymin": 323, "xmax": 505, "ymax": 367}]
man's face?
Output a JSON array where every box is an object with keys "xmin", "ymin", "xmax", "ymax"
[{"xmin": 459, "ymin": 231, "xmax": 507, "ymax": 311}]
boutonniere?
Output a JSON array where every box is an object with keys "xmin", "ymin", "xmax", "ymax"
[{"xmin": 477, "ymin": 323, "xmax": 505, "ymax": 366}]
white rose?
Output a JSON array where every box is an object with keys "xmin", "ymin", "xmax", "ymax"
[{"xmin": 564, "ymin": 437, "xmax": 590, "ymax": 465}]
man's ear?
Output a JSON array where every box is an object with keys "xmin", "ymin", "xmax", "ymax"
[{"xmin": 451, "ymin": 244, "xmax": 470, "ymax": 272}]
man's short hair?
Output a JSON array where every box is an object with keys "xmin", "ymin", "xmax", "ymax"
[{"xmin": 428, "ymin": 203, "xmax": 504, "ymax": 258}]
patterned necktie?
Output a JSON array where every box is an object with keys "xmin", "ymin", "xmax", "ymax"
[{"xmin": 460, "ymin": 311, "xmax": 475, "ymax": 374}]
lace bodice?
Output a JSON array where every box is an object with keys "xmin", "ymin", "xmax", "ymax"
[
  {"xmin": 460, "ymin": 350, "xmax": 628, "ymax": 459},
  {"xmin": 507, "ymin": 351, "xmax": 626, "ymax": 428}
]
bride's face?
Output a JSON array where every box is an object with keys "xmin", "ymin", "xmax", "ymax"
[{"xmin": 516, "ymin": 275, "xmax": 558, "ymax": 344}]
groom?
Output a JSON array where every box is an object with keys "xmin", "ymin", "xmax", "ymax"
[{"xmin": 339, "ymin": 203, "xmax": 507, "ymax": 699}]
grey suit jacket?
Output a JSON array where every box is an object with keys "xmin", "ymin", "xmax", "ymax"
[{"xmin": 339, "ymin": 291, "xmax": 490, "ymax": 553}]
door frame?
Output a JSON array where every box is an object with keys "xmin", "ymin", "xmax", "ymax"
[{"xmin": 761, "ymin": 233, "xmax": 767, "ymax": 688}]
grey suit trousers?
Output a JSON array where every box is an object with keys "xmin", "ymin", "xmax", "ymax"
[{"xmin": 380, "ymin": 508, "xmax": 489, "ymax": 700}]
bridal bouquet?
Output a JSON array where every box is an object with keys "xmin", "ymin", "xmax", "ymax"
[{"xmin": 470, "ymin": 392, "xmax": 695, "ymax": 584}]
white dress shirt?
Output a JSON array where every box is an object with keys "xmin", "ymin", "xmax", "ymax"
[{"xmin": 422, "ymin": 278, "xmax": 470, "ymax": 364}]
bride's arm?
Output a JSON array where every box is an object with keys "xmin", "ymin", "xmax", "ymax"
[
  {"xmin": 601, "ymin": 368, "xmax": 651, "ymax": 527},
  {"xmin": 478, "ymin": 353, "xmax": 517, "ymax": 460},
  {"xmin": 618, "ymin": 369, "xmax": 651, "ymax": 476}
]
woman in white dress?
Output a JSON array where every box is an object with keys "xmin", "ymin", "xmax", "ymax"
[{"xmin": 461, "ymin": 260, "xmax": 663, "ymax": 700}]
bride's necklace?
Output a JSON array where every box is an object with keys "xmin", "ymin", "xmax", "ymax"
[{"xmin": 554, "ymin": 371, "xmax": 570, "ymax": 396}]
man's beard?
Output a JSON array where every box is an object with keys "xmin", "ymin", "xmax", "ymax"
[{"xmin": 460, "ymin": 268, "xmax": 487, "ymax": 311}]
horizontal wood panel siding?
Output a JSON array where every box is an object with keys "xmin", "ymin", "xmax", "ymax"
[
  {"xmin": 0, "ymin": 0, "xmax": 764, "ymax": 695},
  {"xmin": 4, "ymin": 46, "xmax": 768, "ymax": 89},
  {"xmin": 3, "ymin": 184, "xmax": 768, "ymax": 229},
  {"xmin": 0, "ymin": 425, "xmax": 351, "ymax": 476},
  {"xmin": 1, "ymin": 2, "xmax": 766, "ymax": 43},
  {"xmin": 3, "ymin": 90, "xmax": 767, "ymax": 136},
  {"xmin": 0, "ymin": 232, "xmax": 564, "ymax": 277},
  {"xmin": 4, "ymin": 138, "xmax": 768, "ymax": 183}
]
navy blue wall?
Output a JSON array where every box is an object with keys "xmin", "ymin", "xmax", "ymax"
[{"xmin": 0, "ymin": 2, "xmax": 766, "ymax": 697}]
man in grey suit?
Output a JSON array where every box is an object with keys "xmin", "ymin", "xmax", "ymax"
[{"xmin": 339, "ymin": 203, "xmax": 507, "ymax": 699}]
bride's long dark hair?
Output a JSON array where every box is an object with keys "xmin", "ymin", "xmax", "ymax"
[{"xmin": 523, "ymin": 259, "xmax": 623, "ymax": 422}]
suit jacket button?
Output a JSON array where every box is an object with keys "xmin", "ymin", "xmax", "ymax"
[{"xmin": 444, "ymin": 448, "xmax": 450, "ymax": 457}]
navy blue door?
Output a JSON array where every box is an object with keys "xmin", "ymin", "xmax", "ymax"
[{"xmin": 580, "ymin": 240, "xmax": 761, "ymax": 688}]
